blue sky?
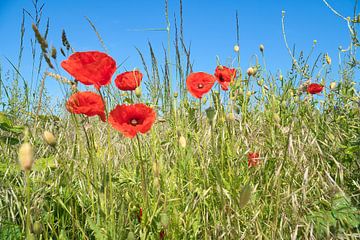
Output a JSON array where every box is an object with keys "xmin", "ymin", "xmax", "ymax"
[{"xmin": 0, "ymin": 0, "xmax": 356, "ymax": 99}]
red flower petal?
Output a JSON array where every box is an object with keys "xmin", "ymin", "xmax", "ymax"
[
  {"xmin": 186, "ymin": 72, "xmax": 215, "ymax": 98},
  {"xmin": 214, "ymin": 66, "xmax": 236, "ymax": 91},
  {"xmin": 115, "ymin": 70, "xmax": 143, "ymax": 91},
  {"xmin": 108, "ymin": 103, "xmax": 156, "ymax": 138},
  {"xmin": 307, "ymin": 83, "xmax": 324, "ymax": 94},
  {"xmin": 61, "ymin": 51, "xmax": 116, "ymax": 90},
  {"xmin": 66, "ymin": 91, "xmax": 106, "ymax": 121},
  {"xmin": 247, "ymin": 152, "xmax": 260, "ymax": 167}
]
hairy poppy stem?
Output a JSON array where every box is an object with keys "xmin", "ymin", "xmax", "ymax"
[
  {"xmin": 136, "ymin": 134, "xmax": 148, "ymax": 208},
  {"xmin": 199, "ymin": 98, "xmax": 202, "ymax": 131},
  {"xmin": 25, "ymin": 170, "xmax": 31, "ymax": 238}
]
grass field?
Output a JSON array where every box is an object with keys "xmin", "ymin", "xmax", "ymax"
[{"xmin": 0, "ymin": 0, "xmax": 359, "ymax": 239}]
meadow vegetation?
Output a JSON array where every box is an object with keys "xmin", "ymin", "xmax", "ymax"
[{"xmin": 0, "ymin": 0, "xmax": 359, "ymax": 239}]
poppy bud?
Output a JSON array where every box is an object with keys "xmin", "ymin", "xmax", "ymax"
[
  {"xmin": 257, "ymin": 79, "xmax": 264, "ymax": 86},
  {"xmin": 227, "ymin": 112, "xmax": 235, "ymax": 121},
  {"xmin": 234, "ymin": 44, "xmax": 240, "ymax": 52},
  {"xmin": 263, "ymin": 85, "xmax": 269, "ymax": 91},
  {"xmin": 247, "ymin": 67, "xmax": 255, "ymax": 77},
  {"xmin": 279, "ymin": 74, "xmax": 283, "ymax": 81},
  {"xmin": 313, "ymin": 40, "xmax": 317, "ymax": 45},
  {"xmin": 205, "ymin": 107, "xmax": 216, "ymax": 123},
  {"xmin": 43, "ymin": 131, "xmax": 56, "ymax": 147},
  {"xmin": 179, "ymin": 136, "xmax": 187, "ymax": 148},
  {"xmin": 325, "ymin": 54, "xmax": 331, "ymax": 65},
  {"xmin": 160, "ymin": 213, "xmax": 169, "ymax": 228},
  {"xmin": 174, "ymin": 92, "xmax": 178, "ymax": 98},
  {"xmin": 135, "ymin": 87, "xmax": 142, "ymax": 98},
  {"xmin": 127, "ymin": 232, "xmax": 135, "ymax": 240},
  {"xmin": 259, "ymin": 44, "xmax": 264, "ymax": 52},
  {"xmin": 33, "ymin": 221, "xmax": 42, "ymax": 235},
  {"xmin": 19, "ymin": 143, "xmax": 34, "ymax": 171},
  {"xmin": 330, "ymin": 82, "xmax": 337, "ymax": 90},
  {"xmin": 246, "ymin": 91, "xmax": 252, "ymax": 97}
]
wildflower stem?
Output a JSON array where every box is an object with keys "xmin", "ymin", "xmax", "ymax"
[
  {"xmin": 25, "ymin": 169, "xmax": 31, "ymax": 238},
  {"xmin": 136, "ymin": 134, "xmax": 148, "ymax": 208}
]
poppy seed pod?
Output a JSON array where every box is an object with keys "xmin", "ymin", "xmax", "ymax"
[
  {"xmin": 19, "ymin": 143, "xmax": 34, "ymax": 171},
  {"xmin": 43, "ymin": 131, "xmax": 56, "ymax": 147},
  {"xmin": 179, "ymin": 136, "xmax": 187, "ymax": 148},
  {"xmin": 234, "ymin": 44, "xmax": 240, "ymax": 52}
]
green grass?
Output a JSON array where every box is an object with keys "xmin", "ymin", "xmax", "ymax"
[{"xmin": 0, "ymin": 0, "xmax": 360, "ymax": 239}]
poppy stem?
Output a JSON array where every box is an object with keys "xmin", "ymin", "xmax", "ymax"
[
  {"xmin": 25, "ymin": 169, "xmax": 31, "ymax": 238},
  {"xmin": 199, "ymin": 98, "xmax": 202, "ymax": 130},
  {"xmin": 136, "ymin": 134, "xmax": 148, "ymax": 208}
]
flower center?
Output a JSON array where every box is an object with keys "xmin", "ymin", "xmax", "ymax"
[
  {"xmin": 130, "ymin": 119, "xmax": 138, "ymax": 126},
  {"xmin": 198, "ymin": 83, "xmax": 204, "ymax": 89}
]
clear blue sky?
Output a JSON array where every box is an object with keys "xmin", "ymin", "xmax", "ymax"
[{"xmin": 0, "ymin": 0, "xmax": 356, "ymax": 98}]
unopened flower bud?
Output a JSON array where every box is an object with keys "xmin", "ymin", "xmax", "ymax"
[
  {"xmin": 279, "ymin": 74, "xmax": 283, "ymax": 81},
  {"xmin": 135, "ymin": 87, "xmax": 142, "ymax": 98},
  {"xmin": 247, "ymin": 67, "xmax": 255, "ymax": 77},
  {"xmin": 179, "ymin": 136, "xmax": 187, "ymax": 148},
  {"xmin": 43, "ymin": 131, "xmax": 56, "ymax": 147},
  {"xmin": 246, "ymin": 91, "xmax": 252, "ymax": 97},
  {"xmin": 325, "ymin": 54, "xmax": 331, "ymax": 65},
  {"xmin": 259, "ymin": 44, "xmax": 264, "ymax": 52},
  {"xmin": 227, "ymin": 112, "xmax": 235, "ymax": 121},
  {"xmin": 19, "ymin": 143, "xmax": 34, "ymax": 171},
  {"xmin": 234, "ymin": 44, "xmax": 240, "ymax": 52},
  {"xmin": 205, "ymin": 107, "xmax": 216, "ymax": 123},
  {"xmin": 174, "ymin": 92, "xmax": 178, "ymax": 98},
  {"xmin": 257, "ymin": 79, "xmax": 264, "ymax": 86},
  {"xmin": 330, "ymin": 82, "xmax": 337, "ymax": 90},
  {"xmin": 33, "ymin": 221, "xmax": 42, "ymax": 235}
]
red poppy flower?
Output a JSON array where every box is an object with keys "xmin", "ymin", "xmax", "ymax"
[
  {"xmin": 108, "ymin": 103, "xmax": 156, "ymax": 138},
  {"xmin": 248, "ymin": 152, "xmax": 260, "ymax": 167},
  {"xmin": 307, "ymin": 83, "xmax": 324, "ymax": 94},
  {"xmin": 137, "ymin": 207, "xmax": 143, "ymax": 222},
  {"xmin": 66, "ymin": 91, "xmax": 106, "ymax": 121},
  {"xmin": 186, "ymin": 72, "xmax": 215, "ymax": 98},
  {"xmin": 61, "ymin": 51, "xmax": 116, "ymax": 90},
  {"xmin": 115, "ymin": 70, "xmax": 143, "ymax": 91},
  {"xmin": 214, "ymin": 66, "xmax": 236, "ymax": 91}
]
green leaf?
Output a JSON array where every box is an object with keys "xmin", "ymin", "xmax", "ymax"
[
  {"xmin": 0, "ymin": 136, "xmax": 20, "ymax": 145},
  {"xmin": 32, "ymin": 157, "xmax": 57, "ymax": 171},
  {"xmin": 238, "ymin": 184, "xmax": 252, "ymax": 208}
]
